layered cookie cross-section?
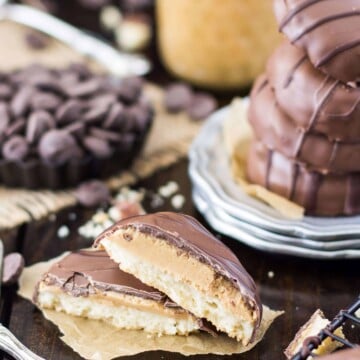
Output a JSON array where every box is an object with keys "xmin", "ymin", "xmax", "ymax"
[
  {"xmin": 34, "ymin": 250, "xmax": 206, "ymax": 336},
  {"xmin": 94, "ymin": 212, "xmax": 262, "ymax": 345}
]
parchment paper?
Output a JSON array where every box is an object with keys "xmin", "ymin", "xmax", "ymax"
[
  {"xmin": 223, "ymin": 98, "xmax": 305, "ymax": 220},
  {"xmin": 18, "ymin": 254, "xmax": 283, "ymax": 360}
]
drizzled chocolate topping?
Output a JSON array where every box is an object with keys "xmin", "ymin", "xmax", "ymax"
[
  {"xmin": 95, "ymin": 212, "xmax": 262, "ymax": 327},
  {"xmin": 40, "ymin": 250, "xmax": 169, "ymax": 301},
  {"xmin": 274, "ymin": 0, "xmax": 360, "ymax": 82}
]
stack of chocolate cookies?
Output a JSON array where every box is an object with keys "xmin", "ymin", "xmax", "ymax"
[{"xmin": 246, "ymin": 0, "xmax": 360, "ymax": 216}]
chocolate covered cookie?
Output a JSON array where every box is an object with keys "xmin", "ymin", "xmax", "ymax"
[
  {"xmin": 34, "ymin": 250, "xmax": 206, "ymax": 336},
  {"xmin": 274, "ymin": 0, "xmax": 360, "ymax": 83},
  {"xmin": 94, "ymin": 212, "xmax": 262, "ymax": 345},
  {"xmin": 247, "ymin": 140, "xmax": 360, "ymax": 216}
]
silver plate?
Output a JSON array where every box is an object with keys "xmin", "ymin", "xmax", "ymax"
[
  {"xmin": 189, "ymin": 106, "xmax": 360, "ymax": 240},
  {"xmin": 193, "ymin": 190, "xmax": 360, "ymax": 259}
]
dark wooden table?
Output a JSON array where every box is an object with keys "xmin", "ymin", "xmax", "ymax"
[{"xmin": 1, "ymin": 3, "xmax": 360, "ymax": 359}]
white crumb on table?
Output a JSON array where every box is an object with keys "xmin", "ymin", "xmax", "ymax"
[
  {"xmin": 267, "ymin": 271, "xmax": 275, "ymax": 279},
  {"xmin": 158, "ymin": 181, "xmax": 179, "ymax": 198},
  {"xmin": 171, "ymin": 194, "xmax": 185, "ymax": 209},
  {"xmin": 57, "ymin": 225, "xmax": 70, "ymax": 238}
]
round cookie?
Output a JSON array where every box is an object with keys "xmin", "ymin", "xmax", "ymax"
[
  {"xmin": 267, "ymin": 41, "xmax": 360, "ymax": 141},
  {"xmin": 274, "ymin": 0, "xmax": 360, "ymax": 82},
  {"xmin": 246, "ymin": 140, "xmax": 360, "ymax": 216},
  {"xmin": 249, "ymin": 75, "xmax": 360, "ymax": 173}
]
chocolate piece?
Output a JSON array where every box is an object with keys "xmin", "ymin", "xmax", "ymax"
[
  {"xmin": 81, "ymin": 105, "xmax": 109, "ymax": 124},
  {"xmin": 63, "ymin": 122, "xmax": 86, "ymax": 137},
  {"xmin": 39, "ymin": 250, "xmax": 168, "ymax": 300},
  {"xmin": 2, "ymin": 253, "xmax": 25, "ymax": 286},
  {"xmin": 25, "ymin": 31, "xmax": 49, "ymax": 50},
  {"xmin": 55, "ymin": 99, "xmax": 84, "ymax": 124},
  {"xmin": 267, "ymin": 42, "xmax": 360, "ymax": 141},
  {"xmin": 83, "ymin": 136, "xmax": 113, "ymax": 158},
  {"xmin": 30, "ymin": 92, "xmax": 62, "ymax": 111},
  {"xmin": 38, "ymin": 130, "xmax": 82, "ymax": 165},
  {"xmin": 164, "ymin": 83, "xmax": 193, "ymax": 112},
  {"xmin": 74, "ymin": 180, "xmax": 110, "ymax": 207},
  {"xmin": 95, "ymin": 212, "xmax": 262, "ymax": 326},
  {"xmin": 115, "ymin": 77, "xmax": 143, "ymax": 104},
  {"xmin": 246, "ymin": 140, "xmax": 360, "ymax": 216},
  {"xmin": 318, "ymin": 348, "xmax": 360, "ymax": 360},
  {"xmin": 5, "ymin": 118, "xmax": 26, "ymax": 137},
  {"xmin": 10, "ymin": 86, "xmax": 33, "ymax": 117},
  {"xmin": 274, "ymin": 0, "xmax": 360, "ymax": 82},
  {"xmin": 103, "ymin": 102, "xmax": 125, "ymax": 129},
  {"xmin": 89, "ymin": 127, "xmax": 123, "ymax": 142},
  {"xmin": 88, "ymin": 93, "xmax": 117, "ymax": 109},
  {"xmin": 2, "ymin": 136, "xmax": 29, "ymax": 161},
  {"xmin": 0, "ymin": 83, "xmax": 12, "ymax": 100},
  {"xmin": 124, "ymin": 104, "xmax": 151, "ymax": 132},
  {"xmin": 64, "ymin": 78, "xmax": 102, "ymax": 98},
  {"xmin": 249, "ymin": 75, "xmax": 360, "ymax": 173},
  {"xmin": 26, "ymin": 110, "xmax": 56, "ymax": 144},
  {"xmin": 186, "ymin": 93, "xmax": 217, "ymax": 120},
  {"xmin": 0, "ymin": 102, "xmax": 10, "ymax": 136}
]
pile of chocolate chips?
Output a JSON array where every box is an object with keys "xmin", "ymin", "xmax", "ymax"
[{"xmin": 0, "ymin": 63, "xmax": 153, "ymax": 166}]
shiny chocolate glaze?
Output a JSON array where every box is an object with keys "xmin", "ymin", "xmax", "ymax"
[
  {"xmin": 95, "ymin": 212, "xmax": 262, "ymax": 330},
  {"xmin": 38, "ymin": 250, "xmax": 169, "ymax": 300},
  {"xmin": 267, "ymin": 42, "xmax": 360, "ymax": 141},
  {"xmin": 274, "ymin": 0, "xmax": 360, "ymax": 83},
  {"xmin": 249, "ymin": 74, "xmax": 360, "ymax": 173},
  {"xmin": 246, "ymin": 140, "xmax": 360, "ymax": 216}
]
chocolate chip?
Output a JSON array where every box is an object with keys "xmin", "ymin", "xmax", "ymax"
[
  {"xmin": 164, "ymin": 83, "xmax": 193, "ymax": 112},
  {"xmin": 115, "ymin": 77, "xmax": 143, "ymax": 104},
  {"xmin": 117, "ymin": 133, "xmax": 134, "ymax": 151},
  {"xmin": 63, "ymin": 122, "xmax": 86, "ymax": 138},
  {"xmin": 124, "ymin": 104, "xmax": 150, "ymax": 132},
  {"xmin": 82, "ymin": 105, "xmax": 109, "ymax": 124},
  {"xmin": 74, "ymin": 180, "xmax": 110, "ymax": 207},
  {"xmin": 186, "ymin": 93, "xmax": 217, "ymax": 120},
  {"xmin": 0, "ymin": 83, "xmax": 13, "ymax": 100},
  {"xmin": 2, "ymin": 136, "xmax": 29, "ymax": 161},
  {"xmin": 29, "ymin": 73, "xmax": 64, "ymax": 95},
  {"xmin": 2, "ymin": 253, "xmax": 25, "ymax": 286},
  {"xmin": 64, "ymin": 78, "xmax": 101, "ymax": 97},
  {"xmin": 89, "ymin": 127, "xmax": 124, "ymax": 142},
  {"xmin": 25, "ymin": 31, "xmax": 49, "ymax": 50},
  {"xmin": 0, "ymin": 102, "xmax": 10, "ymax": 136},
  {"xmin": 55, "ymin": 99, "xmax": 84, "ymax": 125},
  {"xmin": 38, "ymin": 130, "xmax": 82, "ymax": 165},
  {"xmin": 67, "ymin": 63, "xmax": 92, "ymax": 80},
  {"xmin": 88, "ymin": 93, "xmax": 117, "ymax": 109},
  {"xmin": 10, "ymin": 86, "xmax": 33, "ymax": 117},
  {"xmin": 103, "ymin": 102, "xmax": 125, "ymax": 130},
  {"xmin": 83, "ymin": 136, "xmax": 113, "ymax": 158},
  {"xmin": 31, "ymin": 92, "xmax": 62, "ymax": 111},
  {"xmin": 5, "ymin": 118, "xmax": 26, "ymax": 137},
  {"xmin": 26, "ymin": 110, "xmax": 56, "ymax": 143}
]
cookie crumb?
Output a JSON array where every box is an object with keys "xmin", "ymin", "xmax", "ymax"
[
  {"xmin": 267, "ymin": 271, "xmax": 274, "ymax": 279},
  {"xmin": 171, "ymin": 194, "xmax": 185, "ymax": 209},
  {"xmin": 158, "ymin": 181, "xmax": 179, "ymax": 198},
  {"xmin": 57, "ymin": 225, "xmax": 70, "ymax": 238}
]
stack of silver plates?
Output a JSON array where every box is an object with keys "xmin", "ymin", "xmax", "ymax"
[{"xmin": 189, "ymin": 106, "xmax": 360, "ymax": 260}]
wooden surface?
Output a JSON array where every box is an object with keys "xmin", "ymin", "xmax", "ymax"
[{"xmin": 1, "ymin": 3, "xmax": 360, "ymax": 359}]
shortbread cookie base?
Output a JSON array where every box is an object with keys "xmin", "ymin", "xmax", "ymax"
[{"xmin": 36, "ymin": 284, "xmax": 201, "ymax": 336}]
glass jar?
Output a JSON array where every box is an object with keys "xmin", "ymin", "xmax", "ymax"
[{"xmin": 156, "ymin": 0, "xmax": 281, "ymax": 90}]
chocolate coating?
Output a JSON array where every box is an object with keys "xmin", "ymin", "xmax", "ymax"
[
  {"xmin": 95, "ymin": 212, "xmax": 262, "ymax": 329},
  {"xmin": 246, "ymin": 140, "xmax": 360, "ymax": 216},
  {"xmin": 274, "ymin": 0, "xmax": 360, "ymax": 82},
  {"xmin": 39, "ymin": 250, "xmax": 169, "ymax": 300},
  {"xmin": 267, "ymin": 41, "xmax": 360, "ymax": 141},
  {"xmin": 249, "ymin": 75, "xmax": 360, "ymax": 173}
]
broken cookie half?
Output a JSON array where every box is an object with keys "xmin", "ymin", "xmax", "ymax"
[
  {"xmin": 34, "ymin": 250, "xmax": 208, "ymax": 336},
  {"xmin": 94, "ymin": 212, "xmax": 262, "ymax": 345}
]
